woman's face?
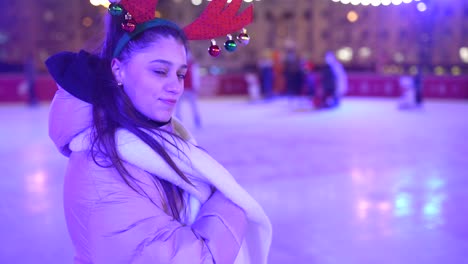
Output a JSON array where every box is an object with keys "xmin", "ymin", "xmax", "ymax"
[{"xmin": 112, "ymin": 36, "xmax": 187, "ymax": 122}]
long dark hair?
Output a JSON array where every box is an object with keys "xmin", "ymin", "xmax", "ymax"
[{"xmin": 91, "ymin": 13, "xmax": 191, "ymax": 221}]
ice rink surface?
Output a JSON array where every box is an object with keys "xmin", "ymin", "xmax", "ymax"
[{"xmin": 1, "ymin": 97, "xmax": 467, "ymax": 263}]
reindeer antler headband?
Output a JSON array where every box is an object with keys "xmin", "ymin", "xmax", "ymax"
[{"xmin": 109, "ymin": 0, "xmax": 253, "ymax": 58}]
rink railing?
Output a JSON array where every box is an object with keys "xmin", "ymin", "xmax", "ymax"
[{"xmin": 0, "ymin": 73, "xmax": 467, "ymax": 103}]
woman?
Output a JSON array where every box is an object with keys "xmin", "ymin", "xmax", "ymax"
[{"xmin": 46, "ymin": 0, "xmax": 271, "ymax": 263}]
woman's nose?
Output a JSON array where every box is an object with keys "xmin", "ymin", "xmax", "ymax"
[{"xmin": 164, "ymin": 76, "xmax": 184, "ymax": 94}]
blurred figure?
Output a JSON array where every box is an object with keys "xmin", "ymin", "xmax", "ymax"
[
  {"xmin": 321, "ymin": 51, "xmax": 347, "ymax": 108},
  {"xmin": 321, "ymin": 52, "xmax": 337, "ymax": 108},
  {"xmin": 302, "ymin": 60, "xmax": 317, "ymax": 109},
  {"xmin": 413, "ymin": 66, "xmax": 424, "ymax": 106},
  {"xmin": 398, "ymin": 75, "xmax": 420, "ymax": 109},
  {"xmin": 176, "ymin": 51, "xmax": 202, "ymax": 128},
  {"xmin": 333, "ymin": 55, "xmax": 348, "ymax": 102},
  {"xmin": 272, "ymin": 50, "xmax": 285, "ymax": 95},
  {"xmin": 258, "ymin": 49, "xmax": 274, "ymax": 99},
  {"xmin": 284, "ymin": 48, "xmax": 304, "ymax": 109},
  {"xmin": 245, "ymin": 65, "xmax": 261, "ymax": 102},
  {"xmin": 24, "ymin": 53, "xmax": 38, "ymax": 106}
]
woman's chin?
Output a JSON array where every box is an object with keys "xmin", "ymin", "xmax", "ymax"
[{"xmin": 150, "ymin": 112, "xmax": 173, "ymax": 123}]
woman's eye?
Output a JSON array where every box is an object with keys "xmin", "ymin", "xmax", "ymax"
[
  {"xmin": 153, "ymin": 70, "xmax": 167, "ymax": 76},
  {"xmin": 177, "ymin": 74, "xmax": 186, "ymax": 80}
]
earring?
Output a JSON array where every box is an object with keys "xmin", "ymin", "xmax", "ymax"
[
  {"xmin": 224, "ymin": 34, "xmax": 237, "ymax": 52},
  {"xmin": 117, "ymin": 82, "xmax": 123, "ymax": 87},
  {"xmin": 208, "ymin": 39, "xmax": 221, "ymax": 57}
]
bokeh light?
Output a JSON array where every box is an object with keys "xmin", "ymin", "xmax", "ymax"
[
  {"xmin": 337, "ymin": 47, "xmax": 353, "ymax": 62},
  {"xmin": 358, "ymin": 47, "xmax": 372, "ymax": 59},
  {"xmin": 82, "ymin": 17, "xmax": 94, "ymax": 28},
  {"xmin": 347, "ymin": 11, "xmax": 359, "ymax": 23},
  {"xmin": 417, "ymin": 2, "xmax": 427, "ymax": 12},
  {"xmin": 460, "ymin": 47, "xmax": 468, "ymax": 63},
  {"xmin": 331, "ymin": 0, "xmax": 412, "ymax": 5}
]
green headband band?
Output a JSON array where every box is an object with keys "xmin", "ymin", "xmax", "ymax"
[{"xmin": 113, "ymin": 18, "xmax": 183, "ymax": 58}]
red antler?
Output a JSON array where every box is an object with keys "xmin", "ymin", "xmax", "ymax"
[
  {"xmin": 183, "ymin": 0, "xmax": 254, "ymax": 40},
  {"xmin": 120, "ymin": 0, "xmax": 159, "ymax": 24}
]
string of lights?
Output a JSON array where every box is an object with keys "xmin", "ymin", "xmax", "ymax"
[
  {"xmin": 330, "ymin": 0, "xmax": 420, "ymax": 7},
  {"xmin": 90, "ymin": 0, "xmax": 261, "ymax": 8},
  {"xmin": 330, "ymin": 0, "xmax": 430, "ymax": 13}
]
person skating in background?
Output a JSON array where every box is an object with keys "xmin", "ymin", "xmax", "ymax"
[
  {"xmin": 24, "ymin": 53, "xmax": 38, "ymax": 106},
  {"xmin": 302, "ymin": 60, "xmax": 317, "ymax": 109},
  {"xmin": 321, "ymin": 51, "xmax": 347, "ymax": 108},
  {"xmin": 176, "ymin": 51, "xmax": 202, "ymax": 128},
  {"xmin": 413, "ymin": 65, "xmax": 424, "ymax": 107},
  {"xmin": 258, "ymin": 49, "xmax": 274, "ymax": 100},
  {"xmin": 321, "ymin": 52, "xmax": 337, "ymax": 108},
  {"xmin": 245, "ymin": 64, "xmax": 262, "ymax": 103},
  {"xmin": 284, "ymin": 48, "xmax": 304, "ymax": 110}
]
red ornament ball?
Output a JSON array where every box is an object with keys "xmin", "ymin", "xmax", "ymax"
[{"xmin": 208, "ymin": 44, "xmax": 221, "ymax": 57}]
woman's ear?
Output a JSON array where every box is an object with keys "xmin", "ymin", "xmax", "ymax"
[{"xmin": 111, "ymin": 58, "xmax": 124, "ymax": 83}]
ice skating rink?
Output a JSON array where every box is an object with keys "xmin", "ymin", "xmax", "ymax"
[{"xmin": 1, "ymin": 97, "xmax": 467, "ymax": 264}]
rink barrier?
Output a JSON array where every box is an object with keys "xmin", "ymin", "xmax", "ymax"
[{"xmin": 0, "ymin": 73, "xmax": 467, "ymax": 103}]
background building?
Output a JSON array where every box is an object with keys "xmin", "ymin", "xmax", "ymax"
[
  {"xmin": 0, "ymin": 0, "xmax": 467, "ymax": 75},
  {"xmin": 0, "ymin": 0, "xmax": 103, "ymax": 69}
]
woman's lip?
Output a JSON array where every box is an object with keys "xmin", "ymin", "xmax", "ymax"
[{"xmin": 160, "ymin": 98, "xmax": 177, "ymax": 104}]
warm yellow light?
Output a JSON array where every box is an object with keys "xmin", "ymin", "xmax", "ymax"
[
  {"xmin": 347, "ymin": 11, "xmax": 359, "ymax": 22},
  {"xmin": 89, "ymin": 0, "xmax": 100, "ymax": 6},
  {"xmin": 434, "ymin": 66, "xmax": 445, "ymax": 76},
  {"xmin": 89, "ymin": 0, "xmax": 109, "ymax": 8},
  {"xmin": 451, "ymin": 66, "xmax": 461, "ymax": 76}
]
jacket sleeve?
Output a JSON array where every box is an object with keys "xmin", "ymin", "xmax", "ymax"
[
  {"xmin": 192, "ymin": 191, "xmax": 248, "ymax": 264},
  {"xmin": 87, "ymin": 182, "xmax": 247, "ymax": 264}
]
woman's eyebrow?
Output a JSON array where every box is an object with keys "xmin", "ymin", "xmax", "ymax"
[
  {"xmin": 149, "ymin": 59, "xmax": 172, "ymax": 65},
  {"xmin": 149, "ymin": 59, "xmax": 187, "ymax": 69}
]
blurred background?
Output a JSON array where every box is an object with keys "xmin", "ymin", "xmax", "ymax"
[
  {"xmin": 1, "ymin": 0, "xmax": 468, "ymax": 263},
  {"xmin": 0, "ymin": 0, "xmax": 467, "ymax": 99}
]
